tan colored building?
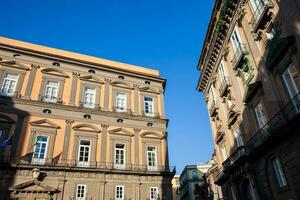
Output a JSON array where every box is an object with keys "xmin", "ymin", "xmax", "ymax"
[
  {"xmin": 0, "ymin": 37, "xmax": 175, "ymax": 199},
  {"xmin": 197, "ymin": 0, "xmax": 300, "ymax": 199},
  {"xmin": 171, "ymin": 175, "xmax": 180, "ymax": 200}
]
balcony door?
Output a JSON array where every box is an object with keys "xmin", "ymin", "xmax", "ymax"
[
  {"xmin": 116, "ymin": 93, "xmax": 127, "ymax": 112},
  {"xmin": 249, "ymin": 0, "xmax": 264, "ymax": 17},
  {"xmin": 282, "ymin": 63, "xmax": 300, "ymax": 113},
  {"xmin": 114, "ymin": 144, "xmax": 125, "ymax": 169},
  {"xmin": 231, "ymin": 27, "xmax": 242, "ymax": 52},
  {"xmin": 147, "ymin": 146, "xmax": 157, "ymax": 171},
  {"xmin": 44, "ymin": 81, "xmax": 59, "ymax": 103},
  {"xmin": 78, "ymin": 140, "xmax": 90, "ymax": 167},
  {"xmin": 32, "ymin": 135, "xmax": 48, "ymax": 164}
]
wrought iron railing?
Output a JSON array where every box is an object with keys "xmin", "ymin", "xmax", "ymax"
[
  {"xmin": 250, "ymin": 0, "xmax": 273, "ymax": 32},
  {"xmin": 112, "ymin": 106, "xmax": 132, "ymax": 114},
  {"xmin": 142, "ymin": 110, "xmax": 160, "ymax": 118},
  {"xmin": 232, "ymin": 43, "xmax": 248, "ymax": 70},
  {"xmin": 219, "ymin": 77, "xmax": 231, "ymax": 97},
  {"xmin": 213, "ymin": 166, "xmax": 225, "ymax": 183},
  {"xmin": 41, "ymin": 95, "xmax": 63, "ymax": 104},
  {"xmin": 222, "ymin": 146, "xmax": 250, "ymax": 170}
]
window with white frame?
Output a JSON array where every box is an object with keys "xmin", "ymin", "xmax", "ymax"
[
  {"xmin": 44, "ymin": 81, "xmax": 59, "ymax": 103},
  {"xmin": 231, "ymin": 26, "xmax": 243, "ymax": 52},
  {"xmin": 218, "ymin": 61, "xmax": 227, "ymax": 82},
  {"xmin": 32, "ymin": 135, "xmax": 48, "ymax": 164},
  {"xmin": 234, "ymin": 129, "xmax": 243, "ymax": 147},
  {"xmin": 249, "ymin": 0, "xmax": 265, "ymax": 18},
  {"xmin": 144, "ymin": 97, "xmax": 154, "ymax": 116},
  {"xmin": 220, "ymin": 141, "xmax": 228, "ymax": 161},
  {"xmin": 114, "ymin": 144, "xmax": 125, "ymax": 169},
  {"xmin": 115, "ymin": 185, "xmax": 124, "ymax": 200},
  {"xmin": 271, "ymin": 158, "xmax": 287, "ymax": 187},
  {"xmin": 0, "ymin": 73, "xmax": 18, "ymax": 96},
  {"xmin": 209, "ymin": 86, "xmax": 216, "ymax": 107},
  {"xmin": 254, "ymin": 102, "xmax": 268, "ymax": 129},
  {"xmin": 150, "ymin": 187, "xmax": 159, "ymax": 200},
  {"xmin": 116, "ymin": 92, "xmax": 126, "ymax": 112},
  {"xmin": 83, "ymin": 87, "xmax": 96, "ymax": 108},
  {"xmin": 147, "ymin": 146, "xmax": 157, "ymax": 170},
  {"xmin": 76, "ymin": 184, "xmax": 86, "ymax": 200},
  {"xmin": 78, "ymin": 140, "xmax": 90, "ymax": 167}
]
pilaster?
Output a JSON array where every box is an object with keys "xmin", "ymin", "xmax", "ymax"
[
  {"xmin": 24, "ymin": 64, "xmax": 39, "ymax": 99},
  {"xmin": 103, "ymin": 78, "xmax": 111, "ymax": 111},
  {"xmin": 69, "ymin": 72, "xmax": 80, "ymax": 106},
  {"xmin": 61, "ymin": 119, "xmax": 74, "ymax": 161}
]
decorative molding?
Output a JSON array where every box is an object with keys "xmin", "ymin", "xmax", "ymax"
[
  {"xmin": 0, "ymin": 60, "xmax": 29, "ymax": 70},
  {"xmin": 139, "ymin": 86, "xmax": 160, "ymax": 94},
  {"xmin": 110, "ymin": 80, "xmax": 133, "ymax": 89},
  {"xmin": 29, "ymin": 119, "xmax": 60, "ymax": 129},
  {"xmin": 73, "ymin": 123, "xmax": 100, "ymax": 132},
  {"xmin": 79, "ymin": 75, "xmax": 104, "ymax": 84},
  {"xmin": 109, "ymin": 128, "xmax": 134, "ymax": 137},
  {"xmin": 140, "ymin": 131, "xmax": 163, "ymax": 139},
  {"xmin": 41, "ymin": 68, "xmax": 69, "ymax": 78}
]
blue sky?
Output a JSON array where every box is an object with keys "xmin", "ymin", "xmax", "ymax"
[{"xmin": 1, "ymin": 0, "xmax": 214, "ymax": 173}]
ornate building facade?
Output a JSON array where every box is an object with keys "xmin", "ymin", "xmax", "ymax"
[
  {"xmin": 0, "ymin": 37, "xmax": 175, "ymax": 199},
  {"xmin": 197, "ymin": 0, "xmax": 300, "ymax": 199}
]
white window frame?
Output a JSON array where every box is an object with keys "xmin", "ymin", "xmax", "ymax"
[
  {"xmin": 114, "ymin": 144, "xmax": 125, "ymax": 169},
  {"xmin": 76, "ymin": 184, "xmax": 86, "ymax": 200},
  {"xmin": 115, "ymin": 92, "xmax": 127, "ymax": 112},
  {"xmin": 32, "ymin": 135, "xmax": 49, "ymax": 164},
  {"xmin": 78, "ymin": 140, "xmax": 91, "ymax": 167},
  {"xmin": 218, "ymin": 61, "xmax": 227, "ymax": 82},
  {"xmin": 44, "ymin": 81, "xmax": 59, "ymax": 103},
  {"xmin": 220, "ymin": 141, "xmax": 228, "ymax": 161},
  {"xmin": 0, "ymin": 73, "xmax": 18, "ymax": 96},
  {"xmin": 144, "ymin": 97, "xmax": 154, "ymax": 116},
  {"xmin": 150, "ymin": 187, "xmax": 159, "ymax": 200},
  {"xmin": 115, "ymin": 185, "xmax": 124, "ymax": 200},
  {"xmin": 272, "ymin": 158, "xmax": 287, "ymax": 187},
  {"xmin": 254, "ymin": 102, "xmax": 268, "ymax": 129},
  {"xmin": 147, "ymin": 146, "xmax": 157, "ymax": 171},
  {"xmin": 234, "ymin": 129, "xmax": 243, "ymax": 147},
  {"xmin": 83, "ymin": 87, "xmax": 96, "ymax": 108},
  {"xmin": 230, "ymin": 26, "xmax": 243, "ymax": 52},
  {"xmin": 209, "ymin": 86, "xmax": 216, "ymax": 108}
]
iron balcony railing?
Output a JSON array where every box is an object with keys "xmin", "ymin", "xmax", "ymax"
[
  {"xmin": 0, "ymin": 157, "xmax": 175, "ymax": 173},
  {"xmin": 219, "ymin": 77, "xmax": 231, "ymax": 97},
  {"xmin": 222, "ymin": 146, "xmax": 250, "ymax": 170},
  {"xmin": 112, "ymin": 106, "xmax": 132, "ymax": 114},
  {"xmin": 249, "ymin": 92, "xmax": 300, "ymax": 149},
  {"xmin": 232, "ymin": 43, "xmax": 248, "ymax": 70},
  {"xmin": 209, "ymin": 100, "xmax": 218, "ymax": 117},
  {"xmin": 40, "ymin": 95, "xmax": 63, "ymax": 104},
  {"xmin": 250, "ymin": 0, "xmax": 274, "ymax": 33},
  {"xmin": 79, "ymin": 101, "xmax": 101, "ymax": 110},
  {"xmin": 142, "ymin": 110, "xmax": 160, "ymax": 118},
  {"xmin": 213, "ymin": 166, "xmax": 225, "ymax": 184}
]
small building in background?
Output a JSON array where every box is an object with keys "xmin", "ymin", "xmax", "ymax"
[{"xmin": 172, "ymin": 174, "xmax": 181, "ymax": 200}]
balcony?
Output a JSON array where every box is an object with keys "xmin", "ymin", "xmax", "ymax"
[
  {"xmin": 79, "ymin": 101, "xmax": 101, "ymax": 110},
  {"xmin": 222, "ymin": 146, "xmax": 250, "ymax": 170},
  {"xmin": 142, "ymin": 111, "xmax": 160, "ymax": 118},
  {"xmin": 112, "ymin": 106, "xmax": 132, "ymax": 114},
  {"xmin": 213, "ymin": 166, "xmax": 225, "ymax": 184},
  {"xmin": 231, "ymin": 43, "xmax": 248, "ymax": 70},
  {"xmin": 219, "ymin": 77, "xmax": 231, "ymax": 97},
  {"xmin": 0, "ymin": 157, "xmax": 176, "ymax": 174},
  {"xmin": 40, "ymin": 96, "xmax": 63, "ymax": 104},
  {"xmin": 209, "ymin": 100, "xmax": 219, "ymax": 117},
  {"xmin": 250, "ymin": 0, "xmax": 274, "ymax": 33}
]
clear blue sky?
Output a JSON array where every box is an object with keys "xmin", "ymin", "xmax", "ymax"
[{"xmin": 1, "ymin": 0, "xmax": 214, "ymax": 173}]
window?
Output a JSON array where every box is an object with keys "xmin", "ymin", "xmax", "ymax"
[
  {"xmin": 114, "ymin": 144, "xmax": 125, "ymax": 169},
  {"xmin": 0, "ymin": 73, "xmax": 18, "ymax": 96},
  {"xmin": 282, "ymin": 63, "xmax": 300, "ymax": 112},
  {"xmin": 192, "ymin": 170, "xmax": 198, "ymax": 178},
  {"xmin": 83, "ymin": 87, "xmax": 96, "ymax": 108},
  {"xmin": 234, "ymin": 129, "xmax": 243, "ymax": 147},
  {"xmin": 218, "ymin": 61, "xmax": 227, "ymax": 81},
  {"xmin": 78, "ymin": 140, "xmax": 90, "ymax": 167},
  {"xmin": 209, "ymin": 86, "xmax": 216, "ymax": 107},
  {"xmin": 147, "ymin": 146, "xmax": 157, "ymax": 171},
  {"xmin": 44, "ymin": 81, "xmax": 59, "ymax": 103},
  {"xmin": 144, "ymin": 97, "xmax": 154, "ymax": 116},
  {"xmin": 220, "ymin": 141, "xmax": 228, "ymax": 161},
  {"xmin": 230, "ymin": 185, "xmax": 238, "ymax": 200},
  {"xmin": 254, "ymin": 102, "xmax": 268, "ymax": 129},
  {"xmin": 0, "ymin": 130, "xmax": 3, "ymax": 140},
  {"xmin": 231, "ymin": 26, "xmax": 242, "ymax": 52},
  {"xmin": 115, "ymin": 185, "xmax": 124, "ymax": 200},
  {"xmin": 249, "ymin": 0, "xmax": 265, "ymax": 17},
  {"xmin": 32, "ymin": 135, "xmax": 48, "ymax": 164},
  {"xmin": 116, "ymin": 92, "xmax": 126, "ymax": 112},
  {"xmin": 150, "ymin": 187, "xmax": 159, "ymax": 200},
  {"xmin": 272, "ymin": 158, "xmax": 287, "ymax": 187},
  {"xmin": 76, "ymin": 184, "xmax": 86, "ymax": 200}
]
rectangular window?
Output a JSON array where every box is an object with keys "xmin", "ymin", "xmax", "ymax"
[
  {"xmin": 115, "ymin": 185, "xmax": 124, "ymax": 200},
  {"xmin": 83, "ymin": 87, "xmax": 96, "ymax": 108},
  {"xmin": 234, "ymin": 129, "xmax": 243, "ymax": 147},
  {"xmin": 254, "ymin": 102, "xmax": 268, "ymax": 129},
  {"xmin": 114, "ymin": 144, "xmax": 125, "ymax": 169},
  {"xmin": 0, "ymin": 130, "xmax": 3, "ymax": 140},
  {"xmin": 231, "ymin": 26, "xmax": 242, "ymax": 52},
  {"xmin": 0, "ymin": 73, "xmax": 18, "ymax": 96},
  {"xmin": 78, "ymin": 140, "xmax": 90, "ymax": 167},
  {"xmin": 150, "ymin": 187, "xmax": 159, "ymax": 200},
  {"xmin": 76, "ymin": 184, "xmax": 86, "ymax": 200},
  {"xmin": 32, "ymin": 135, "xmax": 48, "ymax": 164},
  {"xmin": 220, "ymin": 142, "xmax": 228, "ymax": 161},
  {"xmin": 144, "ymin": 97, "xmax": 154, "ymax": 116},
  {"xmin": 249, "ymin": 0, "xmax": 265, "ymax": 18},
  {"xmin": 116, "ymin": 92, "xmax": 127, "ymax": 112},
  {"xmin": 44, "ymin": 81, "xmax": 59, "ymax": 103},
  {"xmin": 147, "ymin": 146, "xmax": 157, "ymax": 171},
  {"xmin": 218, "ymin": 61, "xmax": 227, "ymax": 81},
  {"xmin": 272, "ymin": 158, "xmax": 287, "ymax": 187},
  {"xmin": 209, "ymin": 86, "xmax": 216, "ymax": 107}
]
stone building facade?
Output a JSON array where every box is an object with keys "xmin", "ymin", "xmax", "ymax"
[
  {"xmin": 197, "ymin": 0, "xmax": 300, "ymax": 199},
  {"xmin": 0, "ymin": 37, "xmax": 175, "ymax": 200}
]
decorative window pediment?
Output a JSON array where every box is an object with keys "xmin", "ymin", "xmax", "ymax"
[
  {"xmin": 41, "ymin": 68, "xmax": 69, "ymax": 78},
  {"xmin": 140, "ymin": 131, "xmax": 163, "ymax": 139},
  {"xmin": 0, "ymin": 114, "xmax": 15, "ymax": 124},
  {"xmin": 109, "ymin": 128, "xmax": 134, "ymax": 137},
  {"xmin": 73, "ymin": 124, "xmax": 100, "ymax": 133},
  {"xmin": 139, "ymin": 86, "xmax": 160, "ymax": 94},
  {"xmin": 29, "ymin": 119, "xmax": 60, "ymax": 129},
  {"xmin": 0, "ymin": 60, "xmax": 29, "ymax": 70},
  {"xmin": 79, "ymin": 75, "xmax": 104, "ymax": 84},
  {"xmin": 111, "ymin": 81, "xmax": 133, "ymax": 89},
  {"xmin": 9, "ymin": 179, "xmax": 59, "ymax": 193}
]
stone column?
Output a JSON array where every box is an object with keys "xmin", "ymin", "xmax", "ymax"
[
  {"xmin": 133, "ymin": 84, "xmax": 139, "ymax": 115},
  {"xmin": 61, "ymin": 119, "xmax": 74, "ymax": 161},
  {"xmin": 100, "ymin": 124, "xmax": 109, "ymax": 163},
  {"xmin": 103, "ymin": 78, "xmax": 111, "ymax": 111},
  {"xmin": 24, "ymin": 64, "xmax": 39, "ymax": 99},
  {"xmin": 163, "ymin": 132, "xmax": 169, "ymax": 169},
  {"xmin": 135, "ymin": 182, "xmax": 141, "ymax": 200},
  {"xmin": 134, "ymin": 128, "xmax": 140, "ymax": 165},
  {"xmin": 159, "ymin": 89, "xmax": 165, "ymax": 117},
  {"xmin": 98, "ymin": 181, "xmax": 106, "ymax": 200},
  {"xmin": 11, "ymin": 113, "xmax": 26, "ymax": 158},
  {"xmin": 69, "ymin": 72, "xmax": 80, "ymax": 106}
]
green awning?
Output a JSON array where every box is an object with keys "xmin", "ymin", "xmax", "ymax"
[
  {"xmin": 243, "ymin": 81, "xmax": 263, "ymax": 104},
  {"xmin": 266, "ymin": 36, "xmax": 295, "ymax": 70}
]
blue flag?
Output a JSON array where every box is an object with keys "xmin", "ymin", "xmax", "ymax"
[{"xmin": 0, "ymin": 137, "xmax": 13, "ymax": 148}]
